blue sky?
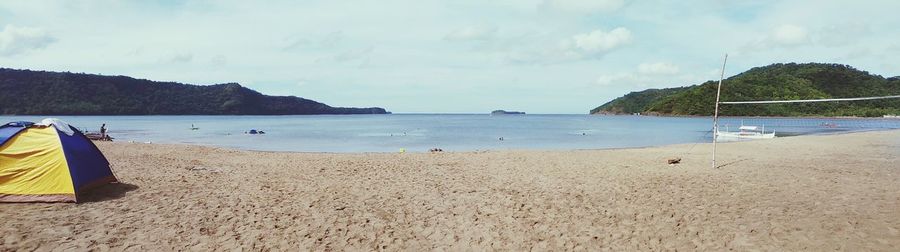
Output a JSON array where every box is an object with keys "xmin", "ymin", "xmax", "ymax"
[{"xmin": 1, "ymin": 0, "xmax": 898, "ymax": 113}]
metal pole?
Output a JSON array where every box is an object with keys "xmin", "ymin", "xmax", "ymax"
[{"xmin": 712, "ymin": 53, "xmax": 727, "ymax": 169}]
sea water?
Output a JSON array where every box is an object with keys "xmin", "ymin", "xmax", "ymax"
[{"xmin": 2, "ymin": 114, "xmax": 897, "ymax": 152}]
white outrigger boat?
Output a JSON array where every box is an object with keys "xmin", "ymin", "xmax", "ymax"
[{"xmin": 716, "ymin": 125, "xmax": 775, "ymax": 139}]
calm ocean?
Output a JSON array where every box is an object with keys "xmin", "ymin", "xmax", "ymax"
[{"xmin": 2, "ymin": 115, "xmax": 897, "ymax": 152}]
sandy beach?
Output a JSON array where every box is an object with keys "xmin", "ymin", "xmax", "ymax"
[{"xmin": 1, "ymin": 130, "xmax": 899, "ymax": 250}]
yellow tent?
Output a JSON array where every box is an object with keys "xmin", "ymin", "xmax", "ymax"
[{"xmin": 0, "ymin": 120, "xmax": 117, "ymax": 203}]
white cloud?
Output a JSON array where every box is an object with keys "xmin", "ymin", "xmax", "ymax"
[
  {"xmin": 0, "ymin": 25, "xmax": 56, "ymax": 56},
  {"xmin": 502, "ymin": 27, "xmax": 632, "ymax": 64},
  {"xmin": 593, "ymin": 73, "xmax": 656, "ymax": 88},
  {"xmin": 835, "ymin": 48, "xmax": 870, "ymax": 61},
  {"xmin": 445, "ymin": 25, "xmax": 497, "ymax": 41},
  {"xmin": 888, "ymin": 44, "xmax": 900, "ymax": 53},
  {"xmin": 594, "ymin": 70, "xmax": 707, "ymax": 92},
  {"xmin": 333, "ymin": 46, "xmax": 374, "ymax": 62},
  {"xmin": 282, "ymin": 37, "xmax": 311, "ymax": 50},
  {"xmin": 320, "ymin": 32, "xmax": 344, "ymax": 47},
  {"xmin": 770, "ymin": 24, "xmax": 809, "ymax": 46},
  {"xmin": 541, "ymin": 0, "xmax": 625, "ymax": 13},
  {"xmin": 167, "ymin": 53, "xmax": 193, "ymax": 63},
  {"xmin": 210, "ymin": 55, "xmax": 227, "ymax": 66},
  {"xmin": 594, "ymin": 73, "xmax": 629, "ymax": 86},
  {"xmin": 560, "ymin": 27, "xmax": 632, "ymax": 59},
  {"xmin": 317, "ymin": 46, "xmax": 374, "ymax": 67},
  {"xmin": 2, "ymin": 0, "xmax": 900, "ymax": 113},
  {"xmin": 282, "ymin": 31, "xmax": 343, "ymax": 51},
  {"xmin": 742, "ymin": 24, "xmax": 811, "ymax": 51},
  {"xmin": 817, "ymin": 22, "xmax": 870, "ymax": 47},
  {"xmin": 638, "ymin": 62, "xmax": 679, "ymax": 75}
]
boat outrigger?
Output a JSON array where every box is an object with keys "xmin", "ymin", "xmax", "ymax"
[{"xmin": 716, "ymin": 125, "xmax": 775, "ymax": 139}]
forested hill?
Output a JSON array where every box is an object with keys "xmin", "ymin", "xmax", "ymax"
[
  {"xmin": 591, "ymin": 63, "xmax": 900, "ymax": 117},
  {"xmin": 590, "ymin": 86, "xmax": 689, "ymax": 115},
  {"xmin": 0, "ymin": 68, "xmax": 388, "ymax": 115}
]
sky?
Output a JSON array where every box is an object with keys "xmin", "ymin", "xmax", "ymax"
[{"xmin": 1, "ymin": 0, "xmax": 898, "ymax": 114}]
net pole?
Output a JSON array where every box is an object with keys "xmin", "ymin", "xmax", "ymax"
[{"xmin": 712, "ymin": 54, "xmax": 727, "ymax": 169}]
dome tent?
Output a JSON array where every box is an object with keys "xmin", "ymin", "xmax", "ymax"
[{"xmin": 0, "ymin": 119, "xmax": 117, "ymax": 203}]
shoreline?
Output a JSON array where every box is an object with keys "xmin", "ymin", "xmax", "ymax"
[{"xmin": 105, "ymin": 128, "xmax": 899, "ymax": 154}]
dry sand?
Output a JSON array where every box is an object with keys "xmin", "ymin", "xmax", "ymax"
[{"xmin": 2, "ymin": 130, "xmax": 899, "ymax": 251}]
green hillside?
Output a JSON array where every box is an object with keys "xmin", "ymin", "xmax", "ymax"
[
  {"xmin": 590, "ymin": 86, "xmax": 689, "ymax": 114},
  {"xmin": 0, "ymin": 68, "xmax": 388, "ymax": 115},
  {"xmin": 592, "ymin": 63, "xmax": 900, "ymax": 117}
]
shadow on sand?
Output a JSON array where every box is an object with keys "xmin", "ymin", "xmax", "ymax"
[{"xmin": 79, "ymin": 182, "xmax": 139, "ymax": 203}]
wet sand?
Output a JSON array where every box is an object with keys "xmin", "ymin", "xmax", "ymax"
[{"xmin": 1, "ymin": 130, "xmax": 899, "ymax": 250}]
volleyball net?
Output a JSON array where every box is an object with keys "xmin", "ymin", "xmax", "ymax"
[
  {"xmin": 715, "ymin": 95, "xmax": 900, "ymax": 136},
  {"xmin": 710, "ymin": 94, "xmax": 900, "ymax": 168}
]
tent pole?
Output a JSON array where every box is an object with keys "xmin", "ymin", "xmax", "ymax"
[{"xmin": 713, "ymin": 53, "xmax": 727, "ymax": 169}]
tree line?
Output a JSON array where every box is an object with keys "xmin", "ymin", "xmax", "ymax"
[
  {"xmin": 0, "ymin": 68, "xmax": 388, "ymax": 115},
  {"xmin": 592, "ymin": 63, "xmax": 900, "ymax": 117}
]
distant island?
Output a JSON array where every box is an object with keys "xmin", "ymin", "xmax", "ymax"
[
  {"xmin": 491, "ymin": 110, "xmax": 525, "ymax": 115},
  {"xmin": 0, "ymin": 68, "xmax": 388, "ymax": 115},
  {"xmin": 591, "ymin": 63, "xmax": 900, "ymax": 117}
]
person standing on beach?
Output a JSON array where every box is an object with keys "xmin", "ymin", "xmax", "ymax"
[{"xmin": 100, "ymin": 123, "xmax": 107, "ymax": 140}]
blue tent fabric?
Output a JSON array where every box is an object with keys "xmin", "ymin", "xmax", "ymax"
[
  {"xmin": 57, "ymin": 128, "xmax": 114, "ymax": 192},
  {"xmin": 0, "ymin": 125, "xmax": 28, "ymax": 147}
]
